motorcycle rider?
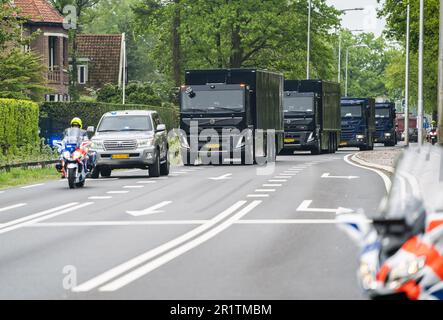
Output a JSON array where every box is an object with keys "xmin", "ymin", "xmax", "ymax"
[{"xmin": 57, "ymin": 117, "xmax": 96, "ymax": 178}]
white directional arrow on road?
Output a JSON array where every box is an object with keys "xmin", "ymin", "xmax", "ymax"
[
  {"xmin": 296, "ymin": 200, "xmax": 354, "ymax": 214},
  {"xmin": 209, "ymin": 173, "xmax": 232, "ymax": 181},
  {"xmin": 126, "ymin": 201, "xmax": 172, "ymax": 217},
  {"xmin": 321, "ymin": 173, "xmax": 359, "ymax": 180}
]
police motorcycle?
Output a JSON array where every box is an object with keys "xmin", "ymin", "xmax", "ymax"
[
  {"xmin": 337, "ymin": 145, "xmax": 443, "ymax": 300},
  {"xmin": 55, "ymin": 127, "xmax": 96, "ymax": 189}
]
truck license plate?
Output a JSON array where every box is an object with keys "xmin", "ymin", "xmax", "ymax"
[
  {"xmin": 112, "ymin": 154, "xmax": 130, "ymax": 159},
  {"xmin": 284, "ymin": 138, "xmax": 296, "ymax": 143}
]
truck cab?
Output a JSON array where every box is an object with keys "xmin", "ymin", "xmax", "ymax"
[
  {"xmin": 374, "ymin": 102, "xmax": 397, "ymax": 146},
  {"xmin": 340, "ymin": 98, "xmax": 376, "ymax": 151},
  {"xmin": 282, "ymin": 92, "xmax": 320, "ymax": 154}
]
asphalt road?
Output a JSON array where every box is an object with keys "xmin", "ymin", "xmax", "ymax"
[{"xmin": 0, "ymin": 146, "xmax": 395, "ymax": 300}]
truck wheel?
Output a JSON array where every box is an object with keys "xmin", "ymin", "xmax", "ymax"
[
  {"xmin": 149, "ymin": 152, "xmax": 161, "ymax": 177},
  {"xmin": 101, "ymin": 167, "xmax": 112, "ymax": 178},
  {"xmin": 311, "ymin": 138, "xmax": 321, "ymax": 155},
  {"xmin": 68, "ymin": 168, "xmax": 76, "ymax": 189},
  {"xmin": 160, "ymin": 151, "xmax": 170, "ymax": 176}
]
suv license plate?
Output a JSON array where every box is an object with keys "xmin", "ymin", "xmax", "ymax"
[{"xmin": 112, "ymin": 154, "xmax": 130, "ymax": 159}]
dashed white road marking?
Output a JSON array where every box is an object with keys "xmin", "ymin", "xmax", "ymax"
[
  {"xmin": 247, "ymin": 194, "xmax": 269, "ymax": 198},
  {"xmin": 263, "ymin": 184, "xmax": 282, "ymax": 187},
  {"xmin": 209, "ymin": 173, "xmax": 232, "ymax": 181},
  {"xmin": 98, "ymin": 201, "xmax": 262, "ymax": 292},
  {"xmin": 28, "ymin": 220, "xmax": 208, "ymax": 227},
  {"xmin": 88, "ymin": 196, "xmax": 112, "ymax": 200},
  {"xmin": 255, "ymin": 189, "xmax": 276, "ymax": 192},
  {"xmin": 0, "ymin": 203, "xmax": 27, "ymax": 213},
  {"xmin": 73, "ymin": 200, "xmax": 248, "ymax": 292},
  {"xmin": 107, "ymin": 191, "xmax": 129, "ymax": 194},
  {"xmin": 123, "ymin": 185, "xmax": 144, "ymax": 189},
  {"xmin": 137, "ymin": 181, "xmax": 157, "ymax": 184},
  {"xmin": 21, "ymin": 183, "xmax": 44, "ymax": 189},
  {"xmin": 275, "ymin": 176, "xmax": 293, "ymax": 179},
  {"xmin": 269, "ymin": 179, "xmax": 287, "ymax": 182},
  {"xmin": 321, "ymin": 173, "xmax": 359, "ymax": 180}
]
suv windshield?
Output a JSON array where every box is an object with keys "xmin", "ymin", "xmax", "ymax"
[
  {"xmin": 98, "ymin": 115, "xmax": 153, "ymax": 132},
  {"xmin": 182, "ymin": 90, "xmax": 244, "ymax": 113},
  {"xmin": 341, "ymin": 105, "xmax": 363, "ymax": 118},
  {"xmin": 376, "ymin": 108, "xmax": 391, "ymax": 118},
  {"xmin": 284, "ymin": 96, "xmax": 314, "ymax": 113}
]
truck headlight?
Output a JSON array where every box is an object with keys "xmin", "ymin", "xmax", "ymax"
[
  {"xmin": 356, "ymin": 135, "xmax": 365, "ymax": 140},
  {"xmin": 384, "ymin": 133, "xmax": 392, "ymax": 137},
  {"xmin": 138, "ymin": 138, "xmax": 154, "ymax": 147},
  {"xmin": 307, "ymin": 132, "xmax": 315, "ymax": 142}
]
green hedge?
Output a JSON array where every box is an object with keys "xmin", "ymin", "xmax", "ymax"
[
  {"xmin": 0, "ymin": 99, "xmax": 40, "ymax": 155},
  {"xmin": 39, "ymin": 102, "xmax": 180, "ymax": 140}
]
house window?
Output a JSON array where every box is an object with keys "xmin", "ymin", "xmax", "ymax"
[
  {"xmin": 46, "ymin": 94, "xmax": 58, "ymax": 102},
  {"xmin": 77, "ymin": 65, "xmax": 88, "ymax": 84},
  {"xmin": 48, "ymin": 36, "xmax": 57, "ymax": 69}
]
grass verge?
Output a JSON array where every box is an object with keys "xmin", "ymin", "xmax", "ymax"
[{"xmin": 0, "ymin": 166, "xmax": 60, "ymax": 190}]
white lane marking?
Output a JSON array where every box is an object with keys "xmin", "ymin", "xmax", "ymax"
[
  {"xmin": 321, "ymin": 173, "xmax": 359, "ymax": 180},
  {"xmin": 255, "ymin": 189, "xmax": 276, "ymax": 192},
  {"xmin": 107, "ymin": 191, "xmax": 129, "ymax": 194},
  {"xmin": 177, "ymin": 169, "xmax": 196, "ymax": 172},
  {"xmin": 21, "ymin": 183, "xmax": 44, "ymax": 189},
  {"xmin": 209, "ymin": 173, "xmax": 232, "ymax": 181},
  {"xmin": 88, "ymin": 196, "xmax": 112, "ymax": 200},
  {"xmin": 282, "ymin": 172, "xmax": 298, "ymax": 176},
  {"xmin": 86, "ymin": 178, "xmax": 119, "ymax": 181},
  {"xmin": 0, "ymin": 203, "xmax": 27, "ymax": 213},
  {"xmin": 275, "ymin": 176, "xmax": 293, "ymax": 179},
  {"xmin": 170, "ymin": 171, "xmax": 187, "ymax": 175},
  {"xmin": 126, "ymin": 201, "xmax": 173, "ymax": 217},
  {"xmin": 263, "ymin": 184, "xmax": 282, "ymax": 187},
  {"xmin": 344, "ymin": 154, "xmax": 391, "ymax": 192},
  {"xmin": 247, "ymin": 194, "xmax": 269, "ymax": 198},
  {"xmin": 269, "ymin": 179, "xmax": 287, "ymax": 182},
  {"xmin": 28, "ymin": 220, "xmax": 208, "ymax": 227},
  {"xmin": 122, "ymin": 169, "xmax": 142, "ymax": 174},
  {"xmin": 296, "ymin": 200, "xmax": 353, "ymax": 214},
  {"xmin": 123, "ymin": 185, "xmax": 144, "ymax": 189},
  {"xmin": 137, "ymin": 181, "xmax": 157, "ymax": 184},
  {"xmin": 236, "ymin": 219, "xmax": 372, "ymax": 224},
  {"xmin": 73, "ymin": 200, "xmax": 248, "ymax": 292},
  {"xmin": 99, "ymin": 201, "xmax": 262, "ymax": 292},
  {"xmin": 0, "ymin": 202, "xmax": 93, "ymax": 234}
]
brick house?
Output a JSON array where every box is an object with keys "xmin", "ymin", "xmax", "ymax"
[
  {"xmin": 12, "ymin": 0, "xmax": 70, "ymax": 102},
  {"xmin": 73, "ymin": 34, "xmax": 126, "ymax": 91}
]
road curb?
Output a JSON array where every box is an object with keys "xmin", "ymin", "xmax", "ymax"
[{"xmin": 352, "ymin": 152, "xmax": 395, "ymax": 174}]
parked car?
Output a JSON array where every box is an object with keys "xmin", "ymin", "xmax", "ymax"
[{"xmin": 90, "ymin": 110, "xmax": 170, "ymax": 178}]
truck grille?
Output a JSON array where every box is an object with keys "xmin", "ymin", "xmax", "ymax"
[{"xmin": 104, "ymin": 140, "xmax": 137, "ymax": 151}]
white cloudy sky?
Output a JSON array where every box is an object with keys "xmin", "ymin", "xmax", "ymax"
[{"xmin": 325, "ymin": 0, "xmax": 386, "ymax": 37}]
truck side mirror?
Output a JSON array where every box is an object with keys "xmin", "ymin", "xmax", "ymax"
[{"xmin": 156, "ymin": 124, "xmax": 166, "ymax": 132}]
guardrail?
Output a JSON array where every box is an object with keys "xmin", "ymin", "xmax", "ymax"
[{"xmin": 0, "ymin": 160, "xmax": 59, "ymax": 172}]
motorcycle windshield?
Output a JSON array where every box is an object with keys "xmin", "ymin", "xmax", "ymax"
[
  {"xmin": 63, "ymin": 128, "xmax": 83, "ymax": 146},
  {"xmin": 380, "ymin": 145, "xmax": 443, "ymax": 229}
]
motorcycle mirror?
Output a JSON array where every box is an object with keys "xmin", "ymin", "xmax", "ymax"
[
  {"xmin": 372, "ymin": 218, "xmax": 408, "ymax": 236},
  {"xmin": 87, "ymin": 126, "xmax": 95, "ymax": 133}
]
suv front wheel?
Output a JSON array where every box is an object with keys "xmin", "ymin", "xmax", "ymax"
[
  {"xmin": 160, "ymin": 149, "xmax": 170, "ymax": 176},
  {"xmin": 149, "ymin": 151, "xmax": 161, "ymax": 177}
]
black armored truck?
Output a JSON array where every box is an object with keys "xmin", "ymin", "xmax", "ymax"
[
  {"xmin": 179, "ymin": 69, "xmax": 284, "ymax": 165},
  {"xmin": 280, "ymin": 80, "xmax": 341, "ymax": 155}
]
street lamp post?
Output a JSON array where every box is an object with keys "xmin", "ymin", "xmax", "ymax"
[
  {"xmin": 337, "ymin": 8, "xmax": 364, "ymax": 83},
  {"xmin": 307, "ymin": 0, "xmax": 311, "ymax": 79},
  {"xmin": 345, "ymin": 44, "xmax": 368, "ymax": 97},
  {"xmin": 404, "ymin": 4, "xmax": 410, "ymax": 146},
  {"xmin": 418, "ymin": 0, "xmax": 424, "ymax": 145}
]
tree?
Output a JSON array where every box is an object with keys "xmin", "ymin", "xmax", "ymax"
[
  {"xmin": 379, "ymin": 0, "xmax": 440, "ymax": 115},
  {"xmin": 0, "ymin": 0, "xmax": 49, "ymax": 101}
]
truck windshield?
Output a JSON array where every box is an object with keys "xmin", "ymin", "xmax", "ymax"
[
  {"xmin": 341, "ymin": 105, "xmax": 363, "ymax": 118},
  {"xmin": 181, "ymin": 90, "xmax": 244, "ymax": 113},
  {"xmin": 284, "ymin": 97, "xmax": 314, "ymax": 113},
  {"xmin": 376, "ymin": 108, "xmax": 391, "ymax": 118},
  {"xmin": 98, "ymin": 116, "xmax": 152, "ymax": 132}
]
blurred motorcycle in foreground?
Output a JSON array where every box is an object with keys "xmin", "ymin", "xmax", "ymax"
[{"xmin": 337, "ymin": 145, "xmax": 443, "ymax": 300}]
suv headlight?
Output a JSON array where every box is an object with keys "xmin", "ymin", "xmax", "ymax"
[
  {"xmin": 138, "ymin": 138, "xmax": 154, "ymax": 147},
  {"xmin": 356, "ymin": 134, "xmax": 365, "ymax": 140},
  {"xmin": 92, "ymin": 140, "xmax": 104, "ymax": 150},
  {"xmin": 384, "ymin": 133, "xmax": 392, "ymax": 137}
]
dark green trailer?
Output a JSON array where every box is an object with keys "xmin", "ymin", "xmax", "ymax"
[
  {"xmin": 281, "ymin": 80, "xmax": 341, "ymax": 155},
  {"xmin": 180, "ymin": 69, "xmax": 284, "ymax": 165}
]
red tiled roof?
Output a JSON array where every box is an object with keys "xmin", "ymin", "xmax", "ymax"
[
  {"xmin": 12, "ymin": 0, "xmax": 64, "ymax": 24},
  {"xmin": 76, "ymin": 34, "xmax": 123, "ymax": 87}
]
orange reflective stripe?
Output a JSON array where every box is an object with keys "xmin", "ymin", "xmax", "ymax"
[
  {"xmin": 397, "ymin": 280, "xmax": 421, "ymax": 300},
  {"xmin": 402, "ymin": 236, "xmax": 443, "ymax": 280},
  {"xmin": 427, "ymin": 220, "xmax": 443, "ymax": 232},
  {"xmin": 377, "ymin": 264, "xmax": 390, "ymax": 282}
]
